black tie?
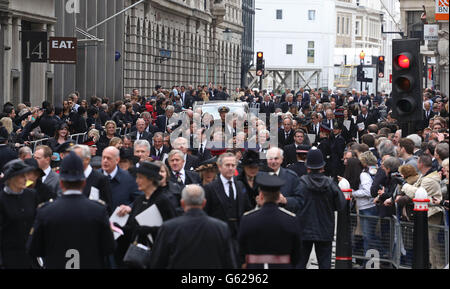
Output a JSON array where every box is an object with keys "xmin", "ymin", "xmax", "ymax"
[
  {"xmin": 139, "ymin": 133, "xmax": 143, "ymax": 139},
  {"xmin": 228, "ymin": 181, "xmax": 234, "ymax": 200},
  {"xmin": 200, "ymin": 143, "xmax": 204, "ymax": 155},
  {"xmin": 156, "ymin": 149, "xmax": 160, "ymax": 158},
  {"xmin": 108, "ymin": 175, "xmax": 112, "ymax": 181}
]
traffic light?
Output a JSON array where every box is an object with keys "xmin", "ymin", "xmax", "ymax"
[
  {"xmin": 377, "ymin": 56, "xmax": 385, "ymax": 78},
  {"xmin": 256, "ymin": 51, "xmax": 264, "ymax": 76},
  {"xmin": 391, "ymin": 39, "xmax": 423, "ymax": 122},
  {"xmin": 357, "ymin": 65, "xmax": 364, "ymax": 81}
]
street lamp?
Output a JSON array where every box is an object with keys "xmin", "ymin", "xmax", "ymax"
[{"xmin": 223, "ymin": 28, "xmax": 232, "ymax": 42}]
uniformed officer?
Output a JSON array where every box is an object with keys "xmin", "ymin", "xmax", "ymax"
[
  {"xmin": 27, "ymin": 151, "xmax": 115, "ymax": 269},
  {"xmin": 317, "ymin": 124, "xmax": 332, "ymax": 176},
  {"xmin": 238, "ymin": 174, "xmax": 302, "ymax": 269},
  {"xmin": 286, "ymin": 144, "xmax": 310, "ymax": 178}
]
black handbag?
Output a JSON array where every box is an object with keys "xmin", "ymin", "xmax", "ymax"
[{"xmin": 123, "ymin": 236, "xmax": 152, "ymax": 269}]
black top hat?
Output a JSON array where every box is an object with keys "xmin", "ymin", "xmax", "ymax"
[
  {"xmin": 135, "ymin": 161, "xmax": 162, "ymax": 181},
  {"xmin": 2, "ymin": 159, "xmax": 34, "ymax": 181},
  {"xmin": 296, "ymin": 144, "xmax": 311, "ymax": 154},
  {"xmin": 195, "ymin": 157, "xmax": 218, "ymax": 172},
  {"xmin": 56, "ymin": 140, "xmax": 76, "ymax": 153},
  {"xmin": 218, "ymin": 106, "xmax": 230, "ymax": 113},
  {"xmin": 305, "ymin": 148, "xmax": 326, "ymax": 169},
  {"xmin": 23, "ymin": 158, "xmax": 45, "ymax": 177},
  {"xmin": 59, "ymin": 151, "xmax": 86, "ymax": 182},
  {"xmin": 255, "ymin": 174, "xmax": 285, "ymax": 192},
  {"xmin": 241, "ymin": 150, "xmax": 260, "ymax": 167}
]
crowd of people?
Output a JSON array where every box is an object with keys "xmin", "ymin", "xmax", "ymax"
[{"xmin": 0, "ymin": 83, "xmax": 448, "ymax": 269}]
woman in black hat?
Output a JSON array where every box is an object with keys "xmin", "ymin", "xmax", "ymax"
[
  {"xmin": 153, "ymin": 161, "xmax": 184, "ymax": 216},
  {"xmin": 0, "ymin": 159, "xmax": 38, "ymax": 268},
  {"xmin": 23, "ymin": 158, "xmax": 56, "ymax": 204},
  {"xmin": 237, "ymin": 150, "xmax": 261, "ymax": 208},
  {"xmin": 47, "ymin": 123, "xmax": 70, "ymax": 153},
  {"xmin": 115, "ymin": 161, "xmax": 177, "ymax": 268},
  {"xmin": 195, "ymin": 157, "xmax": 219, "ymax": 187}
]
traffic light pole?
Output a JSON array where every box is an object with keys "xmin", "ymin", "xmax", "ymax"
[{"xmin": 259, "ymin": 75, "xmax": 263, "ymax": 92}]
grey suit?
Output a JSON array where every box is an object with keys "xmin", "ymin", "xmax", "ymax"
[{"xmin": 44, "ymin": 170, "xmax": 62, "ymax": 197}]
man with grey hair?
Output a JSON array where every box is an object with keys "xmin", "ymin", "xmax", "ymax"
[
  {"xmin": 167, "ymin": 149, "xmax": 201, "ymax": 185},
  {"xmin": 172, "ymin": 137, "xmax": 199, "ymax": 170},
  {"xmin": 72, "ymin": 144, "xmax": 113, "ymax": 214},
  {"xmin": 262, "ymin": 147, "xmax": 302, "ymax": 213},
  {"xmin": 156, "ymin": 105, "xmax": 179, "ymax": 133},
  {"xmin": 149, "ymin": 184, "xmax": 237, "ymax": 269},
  {"xmin": 18, "ymin": 146, "xmax": 32, "ymax": 160},
  {"xmin": 133, "ymin": 139, "xmax": 151, "ymax": 167},
  {"xmin": 407, "ymin": 134, "xmax": 423, "ymax": 156}
]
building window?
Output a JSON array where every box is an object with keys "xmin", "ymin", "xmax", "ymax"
[
  {"xmin": 341, "ymin": 17, "xmax": 345, "ymax": 35},
  {"xmin": 286, "ymin": 44, "xmax": 293, "ymax": 54},
  {"xmin": 337, "ymin": 17, "xmax": 340, "ymax": 34},
  {"xmin": 276, "ymin": 9, "xmax": 282, "ymax": 20},
  {"xmin": 407, "ymin": 11, "xmax": 423, "ymax": 39},
  {"xmin": 308, "ymin": 10, "xmax": 315, "ymax": 20},
  {"xmin": 307, "ymin": 41, "xmax": 314, "ymax": 63},
  {"xmin": 346, "ymin": 18, "xmax": 349, "ymax": 35},
  {"xmin": 355, "ymin": 20, "xmax": 361, "ymax": 36}
]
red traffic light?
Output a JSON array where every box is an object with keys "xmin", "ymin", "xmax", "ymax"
[
  {"xmin": 378, "ymin": 56, "xmax": 384, "ymax": 62},
  {"xmin": 397, "ymin": 54, "xmax": 410, "ymax": 69},
  {"xmin": 257, "ymin": 52, "xmax": 263, "ymax": 58}
]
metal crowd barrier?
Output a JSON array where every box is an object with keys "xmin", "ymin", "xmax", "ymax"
[
  {"xmin": 29, "ymin": 138, "xmax": 49, "ymax": 152},
  {"xmin": 349, "ymin": 213, "xmax": 449, "ymax": 269},
  {"xmin": 70, "ymin": 133, "xmax": 87, "ymax": 144}
]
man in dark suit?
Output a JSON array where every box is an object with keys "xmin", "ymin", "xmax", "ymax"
[
  {"xmin": 150, "ymin": 132, "xmax": 171, "ymax": 161},
  {"xmin": 156, "ymin": 105, "xmax": 179, "ymax": 133},
  {"xmin": 280, "ymin": 93, "xmax": 294, "ymax": 113},
  {"xmin": 283, "ymin": 129, "xmax": 308, "ymax": 166},
  {"xmin": 100, "ymin": 146, "xmax": 138, "ymax": 211},
  {"xmin": 262, "ymin": 147, "xmax": 302, "ymax": 214},
  {"xmin": 204, "ymin": 153, "xmax": 252, "ymax": 241},
  {"xmin": 423, "ymin": 101, "xmax": 435, "ymax": 128},
  {"xmin": 191, "ymin": 128, "xmax": 212, "ymax": 163},
  {"xmin": 172, "ymin": 137, "xmax": 200, "ymax": 170},
  {"xmin": 329, "ymin": 122, "xmax": 346, "ymax": 178},
  {"xmin": 167, "ymin": 150, "xmax": 201, "ymax": 186},
  {"xmin": 278, "ymin": 117, "xmax": 295, "ymax": 148},
  {"xmin": 286, "ymin": 145, "xmax": 310, "ymax": 178},
  {"xmin": 179, "ymin": 86, "xmax": 193, "ymax": 109},
  {"xmin": 322, "ymin": 109, "xmax": 336, "ymax": 130},
  {"xmin": 149, "ymin": 184, "xmax": 237, "ymax": 269},
  {"xmin": 309, "ymin": 112, "xmax": 322, "ymax": 145},
  {"xmin": 72, "ymin": 145, "xmax": 113, "ymax": 215},
  {"xmin": 259, "ymin": 94, "xmax": 275, "ymax": 119},
  {"xmin": 34, "ymin": 145, "xmax": 62, "ymax": 197},
  {"xmin": 127, "ymin": 118, "xmax": 152, "ymax": 142},
  {"xmin": 356, "ymin": 105, "xmax": 376, "ymax": 136},
  {"xmin": 27, "ymin": 152, "xmax": 115, "ymax": 269}
]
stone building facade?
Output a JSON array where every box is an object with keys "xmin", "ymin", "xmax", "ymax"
[
  {"xmin": 121, "ymin": 0, "xmax": 243, "ymax": 96},
  {"xmin": 0, "ymin": 0, "xmax": 56, "ymax": 107}
]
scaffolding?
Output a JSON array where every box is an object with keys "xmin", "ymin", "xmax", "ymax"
[{"xmin": 334, "ymin": 64, "xmax": 355, "ymax": 89}]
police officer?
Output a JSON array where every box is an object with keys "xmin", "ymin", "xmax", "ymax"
[
  {"xmin": 296, "ymin": 148, "xmax": 346, "ymax": 269},
  {"xmin": 238, "ymin": 174, "xmax": 301, "ymax": 269},
  {"xmin": 27, "ymin": 151, "xmax": 115, "ymax": 269},
  {"xmin": 286, "ymin": 144, "xmax": 310, "ymax": 178}
]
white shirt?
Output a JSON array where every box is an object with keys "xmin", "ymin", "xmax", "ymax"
[
  {"xmin": 220, "ymin": 174, "xmax": 237, "ymax": 199},
  {"xmin": 63, "ymin": 189, "xmax": 82, "ymax": 196},
  {"xmin": 84, "ymin": 165, "xmax": 93, "ymax": 179},
  {"xmin": 42, "ymin": 166, "xmax": 52, "ymax": 183},
  {"xmin": 104, "ymin": 166, "xmax": 118, "ymax": 180},
  {"xmin": 270, "ymin": 168, "xmax": 281, "ymax": 176},
  {"xmin": 173, "ymin": 168, "xmax": 186, "ymax": 184}
]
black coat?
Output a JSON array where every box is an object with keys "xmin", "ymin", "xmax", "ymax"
[
  {"xmin": 0, "ymin": 188, "xmax": 38, "ymax": 268},
  {"xmin": 0, "ymin": 144, "xmax": 18, "ymax": 170},
  {"xmin": 297, "ymin": 173, "xmax": 346, "ymax": 241},
  {"xmin": 330, "ymin": 134, "xmax": 346, "ymax": 178},
  {"xmin": 149, "ymin": 208, "xmax": 237, "ymax": 269},
  {"xmin": 287, "ymin": 161, "xmax": 308, "ymax": 178},
  {"xmin": 39, "ymin": 114, "xmax": 58, "ymax": 137},
  {"xmin": 283, "ymin": 143, "xmax": 302, "ymax": 166},
  {"xmin": 127, "ymin": 130, "xmax": 153, "ymax": 143},
  {"xmin": 27, "ymin": 194, "xmax": 115, "ymax": 269},
  {"xmin": 203, "ymin": 177, "xmax": 252, "ymax": 237},
  {"xmin": 169, "ymin": 170, "xmax": 201, "ymax": 186},
  {"xmin": 150, "ymin": 145, "xmax": 171, "ymax": 161},
  {"xmin": 238, "ymin": 203, "xmax": 302, "ymax": 269},
  {"xmin": 82, "ymin": 168, "xmax": 113, "ymax": 215},
  {"xmin": 278, "ymin": 129, "xmax": 295, "ymax": 148}
]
